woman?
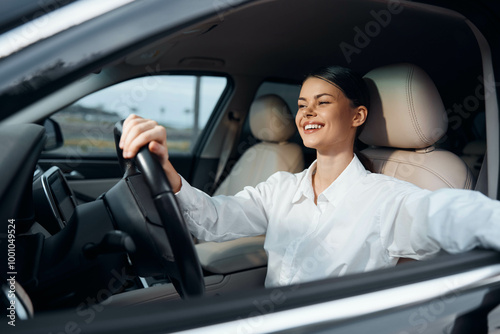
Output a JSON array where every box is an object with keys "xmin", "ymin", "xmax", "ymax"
[{"xmin": 120, "ymin": 66, "xmax": 500, "ymax": 288}]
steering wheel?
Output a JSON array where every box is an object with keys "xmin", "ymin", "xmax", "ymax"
[{"xmin": 111, "ymin": 121, "xmax": 204, "ymax": 298}]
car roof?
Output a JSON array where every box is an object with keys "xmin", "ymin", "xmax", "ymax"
[{"xmin": 0, "ymin": 0, "xmax": 77, "ymax": 34}]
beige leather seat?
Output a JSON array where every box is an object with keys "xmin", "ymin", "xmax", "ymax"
[
  {"xmin": 359, "ymin": 63, "xmax": 475, "ymax": 191},
  {"xmin": 214, "ymin": 94, "xmax": 304, "ymax": 196},
  {"xmin": 196, "ymin": 94, "xmax": 304, "ymax": 275}
]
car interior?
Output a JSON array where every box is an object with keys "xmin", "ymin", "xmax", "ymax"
[{"xmin": 1, "ymin": 0, "xmax": 499, "ymax": 331}]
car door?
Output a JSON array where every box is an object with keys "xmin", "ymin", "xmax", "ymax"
[{"xmin": 38, "ymin": 74, "xmax": 229, "ymax": 203}]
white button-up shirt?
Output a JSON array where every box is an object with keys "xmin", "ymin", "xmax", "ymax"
[{"xmin": 177, "ymin": 155, "xmax": 500, "ymax": 287}]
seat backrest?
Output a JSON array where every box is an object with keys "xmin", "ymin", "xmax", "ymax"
[
  {"xmin": 214, "ymin": 94, "xmax": 304, "ymax": 196},
  {"xmin": 359, "ymin": 63, "xmax": 475, "ymax": 191}
]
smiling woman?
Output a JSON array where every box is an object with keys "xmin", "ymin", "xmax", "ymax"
[
  {"xmin": 119, "ymin": 65, "xmax": 500, "ymax": 289},
  {"xmin": 297, "ymin": 66, "xmax": 373, "ymax": 174},
  {"xmin": 1, "ymin": 0, "xmax": 500, "ymax": 332}
]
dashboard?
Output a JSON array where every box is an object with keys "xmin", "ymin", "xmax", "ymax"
[{"xmin": 33, "ymin": 166, "xmax": 77, "ymax": 234}]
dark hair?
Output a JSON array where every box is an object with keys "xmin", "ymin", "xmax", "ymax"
[
  {"xmin": 304, "ymin": 65, "xmax": 374, "ymax": 172},
  {"xmin": 306, "ymin": 65, "xmax": 370, "ymax": 110}
]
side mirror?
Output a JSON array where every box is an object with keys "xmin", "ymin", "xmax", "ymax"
[{"xmin": 43, "ymin": 118, "xmax": 64, "ymax": 151}]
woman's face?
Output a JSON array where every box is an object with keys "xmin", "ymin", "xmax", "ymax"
[{"xmin": 295, "ymin": 76, "xmax": 363, "ymax": 154}]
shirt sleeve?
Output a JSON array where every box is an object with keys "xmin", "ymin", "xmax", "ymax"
[
  {"xmin": 175, "ymin": 175, "xmax": 272, "ymax": 242},
  {"xmin": 380, "ymin": 184, "xmax": 500, "ymax": 260},
  {"xmin": 424, "ymin": 188, "xmax": 500, "ymax": 253}
]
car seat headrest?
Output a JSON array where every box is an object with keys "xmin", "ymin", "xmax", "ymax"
[
  {"xmin": 359, "ymin": 63, "xmax": 448, "ymax": 149},
  {"xmin": 249, "ymin": 94, "xmax": 296, "ymax": 143}
]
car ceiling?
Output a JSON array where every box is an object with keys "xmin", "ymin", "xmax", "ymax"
[
  {"xmin": 118, "ymin": 0, "xmax": 482, "ymax": 108},
  {"xmin": 0, "ymin": 0, "xmax": 489, "ymax": 123}
]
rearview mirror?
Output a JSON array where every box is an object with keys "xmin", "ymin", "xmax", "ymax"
[{"xmin": 43, "ymin": 118, "xmax": 64, "ymax": 151}]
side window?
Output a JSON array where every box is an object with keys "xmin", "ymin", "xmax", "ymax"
[{"xmin": 49, "ymin": 75, "xmax": 227, "ymax": 157}]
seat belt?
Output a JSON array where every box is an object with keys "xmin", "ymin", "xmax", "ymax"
[
  {"xmin": 475, "ymin": 152, "xmax": 488, "ymax": 196},
  {"xmin": 213, "ymin": 111, "xmax": 240, "ymax": 189}
]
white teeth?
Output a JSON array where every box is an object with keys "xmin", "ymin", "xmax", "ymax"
[{"xmin": 304, "ymin": 124, "xmax": 323, "ymax": 130}]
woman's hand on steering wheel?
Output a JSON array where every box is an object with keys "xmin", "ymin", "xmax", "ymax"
[
  {"xmin": 113, "ymin": 116, "xmax": 205, "ymax": 298},
  {"xmin": 120, "ymin": 114, "xmax": 182, "ymax": 193}
]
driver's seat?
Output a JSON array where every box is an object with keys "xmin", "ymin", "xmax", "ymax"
[
  {"xmin": 359, "ymin": 63, "xmax": 474, "ymax": 191},
  {"xmin": 359, "ymin": 63, "xmax": 475, "ymax": 265}
]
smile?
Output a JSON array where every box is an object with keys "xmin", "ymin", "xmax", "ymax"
[{"xmin": 304, "ymin": 124, "xmax": 323, "ymax": 130}]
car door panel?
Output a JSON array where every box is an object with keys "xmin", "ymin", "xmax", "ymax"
[{"xmin": 38, "ymin": 155, "xmax": 194, "ymax": 202}]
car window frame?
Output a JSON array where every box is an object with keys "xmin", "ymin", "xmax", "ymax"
[
  {"xmin": 39, "ymin": 71, "xmax": 233, "ymax": 160},
  {"xmin": 14, "ymin": 249, "xmax": 500, "ymax": 333}
]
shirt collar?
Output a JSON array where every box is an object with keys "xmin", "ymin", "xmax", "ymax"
[
  {"xmin": 292, "ymin": 160, "xmax": 317, "ymax": 203},
  {"xmin": 292, "ymin": 154, "xmax": 368, "ymax": 206}
]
